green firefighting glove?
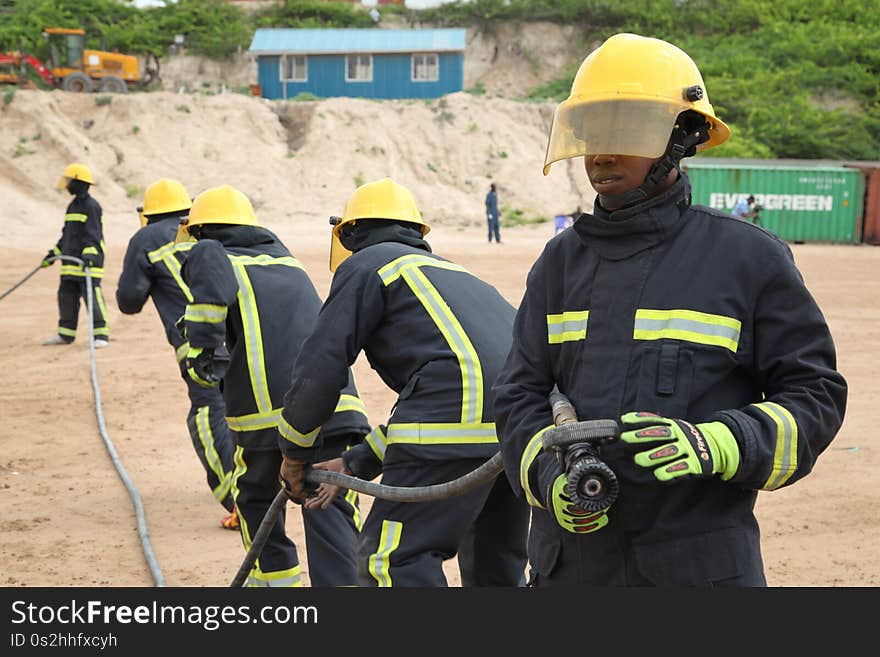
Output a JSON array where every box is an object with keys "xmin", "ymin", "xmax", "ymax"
[
  {"xmin": 620, "ymin": 412, "xmax": 740, "ymax": 483},
  {"xmin": 185, "ymin": 346, "xmax": 229, "ymax": 388},
  {"xmin": 546, "ymin": 472, "xmax": 609, "ymax": 534},
  {"xmin": 41, "ymin": 249, "xmax": 57, "ymax": 268},
  {"xmin": 81, "ymin": 252, "xmax": 97, "ymax": 269}
]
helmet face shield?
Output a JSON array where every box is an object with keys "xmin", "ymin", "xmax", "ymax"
[{"xmin": 544, "ymin": 99, "xmax": 682, "ymax": 175}]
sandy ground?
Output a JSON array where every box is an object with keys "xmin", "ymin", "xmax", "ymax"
[{"xmin": 0, "ymin": 215, "xmax": 877, "ymax": 587}]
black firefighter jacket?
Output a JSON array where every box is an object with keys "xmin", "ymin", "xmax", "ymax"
[
  {"xmin": 278, "ymin": 235, "xmax": 516, "ymax": 475},
  {"xmin": 116, "ymin": 217, "xmax": 194, "ymax": 361},
  {"xmin": 180, "ymin": 226, "xmax": 370, "ymax": 451},
  {"xmin": 53, "ymin": 191, "xmax": 105, "ymax": 280},
  {"xmin": 493, "ymin": 173, "xmax": 847, "ymax": 585}
]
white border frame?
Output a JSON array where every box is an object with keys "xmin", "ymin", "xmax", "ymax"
[
  {"xmin": 345, "ymin": 54, "xmax": 373, "ymax": 82},
  {"xmin": 280, "ymin": 54, "xmax": 308, "ymax": 82},
  {"xmin": 411, "ymin": 53, "xmax": 439, "ymax": 82}
]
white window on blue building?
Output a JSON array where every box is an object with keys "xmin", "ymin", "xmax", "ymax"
[
  {"xmin": 346, "ymin": 54, "xmax": 373, "ymax": 82},
  {"xmin": 412, "ymin": 53, "xmax": 439, "ymax": 82},
  {"xmin": 282, "ymin": 54, "xmax": 307, "ymax": 82}
]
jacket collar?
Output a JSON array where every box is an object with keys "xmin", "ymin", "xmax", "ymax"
[{"xmin": 572, "ymin": 173, "xmax": 692, "ymax": 260}]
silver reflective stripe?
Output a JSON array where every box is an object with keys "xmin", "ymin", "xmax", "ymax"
[
  {"xmin": 148, "ymin": 241, "xmax": 194, "ymax": 302},
  {"xmin": 232, "ymin": 263, "xmax": 272, "ymax": 414},
  {"xmin": 633, "ymin": 309, "xmax": 741, "ymax": 352},
  {"xmin": 385, "ymin": 422, "xmax": 497, "ymax": 445},
  {"xmin": 754, "ymin": 401, "xmax": 798, "ymax": 490},
  {"xmin": 365, "ymin": 426, "xmax": 387, "ymax": 461},
  {"xmin": 277, "ymin": 415, "xmax": 319, "ymax": 447},
  {"xmin": 228, "ymin": 254, "xmax": 304, "ymax": 269},
  {"xmin": 368, "ymin": 520, "xmax": 403, "ymax": 587},
  {"xmin": 247, "ymin": 566, "xmax": 302, "ymax": 587},
  {"xmin": 185, "ymin": 303, "xmax": 227, "ymax": 323},
  {"xmin": 227, "ymin": 409, "xmax": 281, "ymax": 432},
  {"xmin": 401, "ymin": 267, "xmax": 481, "ymax": 424},
  {"xmin": 195, "ymin": 406, "xmax": 231, "ymax": 502},
  {"xmin": 547, "ymin": 311, "xmax": 589, "ymax": 344},
  {"xmin": 377, "ymin": 254, "xmax": 468, "ymax": 285}
]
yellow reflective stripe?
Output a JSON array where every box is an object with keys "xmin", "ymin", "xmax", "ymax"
[
  {"xmin": 547, "ymin": 310, "xmax": 589, "ymax": 344},
  {"xmin": 195, "ymin": 406, "xmax": 232, "ymax": 503},
  {"xmin": 520, "ymin": 425, "xmax": 554, "ymax": 509},
  {"xmin": 377, "ymin": 253, "xmax": 469, "ymax": 286},
  {"xmin": 368, "ymin": 520, "xmax": 403, "ymax": 587},
  {"xmin": 402, "ymin": 266, "xmax": 483, "ymax": 424},
  {"xmin": 247, "ymin": 564, "xmax": 302, "ymax": 588},
  {"xmin": 52, "ymin": 246, "xmax": 62, "ymax": 255},
  {"xmin": 58, "ymin": 326, "xmax": 77, "ymax": 337},
  {"xmin": 93, "ymin": 327, "xmax": 110, "ymax": 337},
  {"xmin": 227, "ymin": 409, "xmax": 280, "ymax": 432},
  {"xmin": 94, "ymin": 286, "xmax": 109, "ymax": 329},
  {"xmin": 231, "ymin": 446, "xmax": 249, "ymax": 542},
  {"xmin": 60, "ymin": 265, "xmax": 104, "ymax": 278},
  {"xmin": 753, "ymin": 401, "xmax": 799, "ymax": 490},
  {"xmin": 148, "ymin": 241, "xmax": 195, "ymax": 302},
  {"xmin": 365, "ymin": 426, "xmax": 387, "ymax": 461},
  {"xmin": 232, "ymin": 262, "xmax": 273, "ymax": 414},
  {"xmin": 344, "ymin": 489, "xmax": 363, "ymax": 532},
  {"xmin": 65, "ymin": 213, "xmax": 87, "ymax": 222},
  {"xmin": 176, "ymin": 342, "xmax": 190, "ymax": 363},
  {"xmin": 385, "ymin": 422, "xmax": 498, "ymax": 446},
  {"xmin": 184, "ymin": 303, "xmax": 227, "ymax": 324},
  {"xmin": 335, "ymin": 394, "xmax": 367, "ymax": 417},
  {"xmin": 81, "ymin": 246, "xmax": 98, "ymax": 256},
  {"xmin": 278, "ymin": 414, "xmax": 319, "ymax": 448},
  {"xmin": 228, "ymin": 254, "xmax": 305, "ymax": 269},
  {"xmin": 633, "ymin": 308, "xmax": 741, "ymax": 353}
]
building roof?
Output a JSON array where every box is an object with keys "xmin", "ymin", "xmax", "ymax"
[{"xmin": 248, "ymin": 28, "xmax": 467, "ymax": 55}]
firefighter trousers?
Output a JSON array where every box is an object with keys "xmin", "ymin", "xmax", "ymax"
[
  {"xmin": 232, "ymin": 439, "xmax": 362, "ymax": 587},
  {"xmin": 56, "ymin": 276, "xmax": 109, "ymax": 341},
  {"xmin": 179, "ymin": 363, "xmax": 236, "ymax": 512},
  {"xmin": 358, "ymin": 457, "xmax": 529, "ymax": 587}
]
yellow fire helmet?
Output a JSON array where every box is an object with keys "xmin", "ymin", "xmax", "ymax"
[
  {"xmin": 175, "ymin": 184, "xmax": 259, "ymax": 243},
  {"xmin": 542, "ymin": 33, "xmax": 730, "ymax": 175},
  {"xmin": 329, "ymin": 177, "xmax": 430, "ymax": 272},
  {"xmin": 141, "ymin": 178, "xmax": 192, "ymax": 226},
  {"xmin": 57, "ymin": 162, "xmax": 95, "ymax": 189}
]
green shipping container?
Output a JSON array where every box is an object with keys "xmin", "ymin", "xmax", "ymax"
[{"xmin": 683, "ymin": 159, "xmax": 864, "ymax": 243}]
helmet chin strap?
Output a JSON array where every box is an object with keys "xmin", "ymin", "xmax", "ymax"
[{"xmin": 598, "ymin": 114, "xmax": 710, "ymax": 211}]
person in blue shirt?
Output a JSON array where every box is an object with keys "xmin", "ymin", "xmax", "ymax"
[
  {"xmin": 731, "ymin": 195, "xmax": 756, "ymax": 221},
  {"xmin": 485, "ymin": 183, "xmax": 501, "ymax": 243}
]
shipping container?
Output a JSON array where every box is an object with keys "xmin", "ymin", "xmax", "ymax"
[
  {"xmin": 683, "ymin": 158, "xmax": 864, "ymax": 244},
  {"xmin": 844, "ymin": 164, "xmax": 880, "ymax": 245}
]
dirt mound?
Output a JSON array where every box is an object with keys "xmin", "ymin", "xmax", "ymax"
[{"xmin": 0, "ymin": 89, "xmax": 592, "ymax": 247}]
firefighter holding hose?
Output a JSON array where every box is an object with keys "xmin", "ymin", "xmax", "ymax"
[
  {"xmin": 178, "ymin": 184, "xmax": 370, "ymax": 587},
  {"xmin": 277, "ymin": 178, "xmax": 529, "ymax": 587},
  {"xmin": 493, "ymin": 33, "xmax": 847, "ymax": 586}
]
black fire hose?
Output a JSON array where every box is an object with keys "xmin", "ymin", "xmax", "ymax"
[{"xmin": 229, "ymin": 452, "xmax": 505, "ymax": 587}]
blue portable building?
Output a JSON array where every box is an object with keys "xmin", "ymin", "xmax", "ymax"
[{"xmin": 248, "ymin": 28, "xmax": 467, "ymax": 100}]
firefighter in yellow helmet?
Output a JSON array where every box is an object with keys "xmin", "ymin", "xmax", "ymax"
[
  {"xmin": 177, "ymin": 184, "xmax": 370, "ymax": 587},
  {"xmin": 278, "ymin": 178, "xmax": 529, "ymax": 587},
  {"xmin": 41, "ymin": 163, "xmax": 110, "ymax": 347},
  {"xmin": 116, "ymin": 179, "xmax": 238, "ymax": 530},
  {"xmin": 493, "ymin": 33, "xmax": 847, "ymax": 586}
]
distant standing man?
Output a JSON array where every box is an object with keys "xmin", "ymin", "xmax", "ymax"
[
  {"xmin": 41, "ymin": 163, "xmax": 110, "ymax": 348},
  {"xmin": 485, "ymin": 183, "xmax": 501, "ymax": 243},
  {"xmin": 116, "ymin": 179, "xmax": 238, "ymax": 529}
]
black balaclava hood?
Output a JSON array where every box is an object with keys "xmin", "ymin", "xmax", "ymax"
[
  {"xmin": 66, "ymin": 179, "xmax": 90, "ymax": 198},
  {"xmin": 338, "ymin": 219, "xmax": 431, "ymax": 254}
]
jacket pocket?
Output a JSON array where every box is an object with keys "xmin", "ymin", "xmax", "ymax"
[{"xmin": 634, "ymin": 342, "xmax": 693, "ymax": 418}]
